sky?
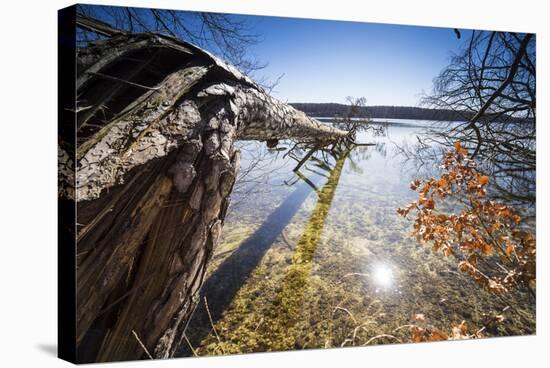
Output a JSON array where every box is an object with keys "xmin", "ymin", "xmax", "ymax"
[
  {"xmin": 81, "ymin": 5, "xmax": 466, "ymax": 107},
  {"xmin": 243, "ymin": 15, "xmax": 463, "ymax": 106}
]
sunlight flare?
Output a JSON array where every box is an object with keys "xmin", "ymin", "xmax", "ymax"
[{"xmin": 372, "ymin": 263, "xmax": 394, "ymax": 288}]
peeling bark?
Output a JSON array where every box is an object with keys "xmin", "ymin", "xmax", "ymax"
[{"xmin": 61, "ymin": 23, "xmax": 347, "ymax": 363}]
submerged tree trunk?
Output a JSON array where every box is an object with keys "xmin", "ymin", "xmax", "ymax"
[{"xmin": 59, "ymin": 19, "xmax": 346, "ymax": 363}]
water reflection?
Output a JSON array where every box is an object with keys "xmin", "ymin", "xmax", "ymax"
[
  {"xmin": 179, "ymin": 119, "xmax": 535, "ymax": 356},
  {"xmin": 261, "ymin": 147, "xmax": 351, "ymax": 350},
  {"xmin": 182, "ymin": 143, "xmax": 352, "ymax": 353},
  {"xmin": 372, "ymin": 263, "xmax": 394, "ymax": 290}
]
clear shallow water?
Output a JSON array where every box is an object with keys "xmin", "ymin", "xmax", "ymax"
[{"xmin": 180, "ymin": 122, "xmax": 535, "ymax": 356}]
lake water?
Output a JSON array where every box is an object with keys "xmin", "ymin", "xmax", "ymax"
[{"xmin": 179, "ymin": 119, "xmax": 535, "ymax": 356}]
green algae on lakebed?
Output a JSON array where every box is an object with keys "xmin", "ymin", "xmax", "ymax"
[{"xmin": 180, "ymin": 123, "xmax": 535, "ymax": 356}]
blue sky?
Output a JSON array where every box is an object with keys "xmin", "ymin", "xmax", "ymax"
[
  {"xmin": 82, "ymin": 5, "xmax": 466, "ymax": 106},
  {"xmin": 244, "ymin": 15, "xmax": 463, "ymax": 106}
]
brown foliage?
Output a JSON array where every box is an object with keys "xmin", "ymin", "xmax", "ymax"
[
  {"xmin": 408, "ymin": 313, "xmax": 484, "ymax": 343},
  {"xmin": 397, "ymin": 143, "xmax": 535, "ymax": 295}
]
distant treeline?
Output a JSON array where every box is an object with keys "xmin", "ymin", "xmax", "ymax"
[{"xmin": 290, "ymin": 103, "xmax": 530, "ymax": 123}]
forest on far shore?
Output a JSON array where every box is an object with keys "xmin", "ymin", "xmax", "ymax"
[{"xmin": 291, "ymin": 103, "xmax": 532, "ymax": 123}]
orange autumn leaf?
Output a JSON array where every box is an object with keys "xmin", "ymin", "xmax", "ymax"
[
  {"xmin": 429, "ymin": 330, "xmax": 449, "ymax": 341},
  {"xmin": 481, "ymin": 243, "xmax": 493, "ymax": 256},
  {"xmin": 410, "ymin": 179, "xmax": 422, "ymax": 190},
  {"xmin": 505, "ymin": 242, "xmax": 515, "ymax": 257},
  {"xmin": 424, "ymin": 199, "xmax": 435, "ymax": 209},
  {"xmin": 478, "ymin": 175, "xmax": 489, "ymax": 186},
  {"xmin": 437, "ymin": 178, "xmax": 449, "ymax": 187},
  {"xmin": 451, "ymin": 321, "xmax": 469, "ymax": 339},
  {"xmin": 453, "ymin": 141, "xmax": 468, "ymax": 155}
]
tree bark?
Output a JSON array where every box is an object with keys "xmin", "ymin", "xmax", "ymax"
[{"xmin": 60, "ymin": 27, "xmax": 347, "ymax": 362}]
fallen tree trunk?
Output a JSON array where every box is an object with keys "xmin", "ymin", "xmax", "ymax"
[{"xmin": 60, "ymin": 17, "xmax": 347, "ymax": 363}]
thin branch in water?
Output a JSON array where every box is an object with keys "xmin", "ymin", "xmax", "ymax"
[
  {"xmin": 182, "ymin": 333, "xmax": 198, "ymax": 357},
  {"xmin": 204, "ymin": 296, "xmax": 225, "ymax": 354},
  {"xmin": 333, "ymin": 306, "xmax": 358, "ymax": 325},
  {"xmin": 131, "ymin": 330, "xmax": 153, "ymax": 359}
]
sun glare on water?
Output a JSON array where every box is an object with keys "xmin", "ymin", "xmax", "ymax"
[{"xmin": 372, "ymin": 263, "xmax": 394, "ymax": 289}]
